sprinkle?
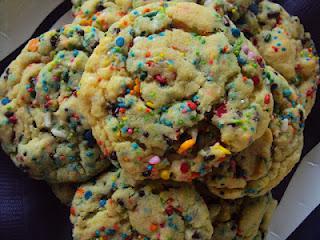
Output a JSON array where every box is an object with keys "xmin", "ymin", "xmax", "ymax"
[
  {"xmin": 160, "ymin": 170, "xmax": 170, "ymax": 180},
  {"xmin": 51, "ymin": 128, "xmax": 67, "ymax": 138},
  {"xmin": 178, "ymin": 139, "xmax": 196, "ymax": 154},
  {"xmin": 187, "ymin": 101, "xmax": 197, "ymax": 111},
  {"xmin": 154, "ymin": 74, "xmax": 167, "ymax": 85},
  {"xmin": 1, "ymin": 97, "xmax": 10, "ymax": 105},
  {"xmin": 105, "ymin": 229, "xmax": 116, "ymax": 235},
  {"xmin": 132, "ymin": 142, "xmax": 139, "ymax": 149},
  {"xmin": 283, "ymin": 89, "xmax": 292, "ymax": 97},
  {"xmin": 252, "ymin": 76, "xmax": 260, "ymax": 86},
  {"xmin": 150, "ymin": 224, "xmax": 158, "ymax": 232},
  {"xmin": 44, "ymin": 112, "xmax": 52, "ymax": 128},
  {"xmin": 210, "ymin": 142, "xmax": 231, "ymax": 156},
  {"xmin": 149, "ymin": 156, "xmax": 161, "ymax": 165},
  {"xmin": 231, "ymin": 28, "xmax": 241, "ymax": 38},
  {"xmin": 146, "ymin": 102, "xmax": 154, "ymax": 108},
  {"xmin": 115, "ymin": 37, "xmax": 125, "ymax": 47},
  {"xmin": 215, "ymin": 103, "xmax": 227, "ymax": 117},
  {"xmin": 180, "ymin": 162, "xmax": 190, "ymax": 174},
  {"xmin": 70, "ymin": 207, "xmax": 76, "ymax": 216},
  {"xmin": 264, "ymin": 94, "xmax": 271, "ymax": 104},
  {"xmin": 99, "ymin": 199, "xmax": 107, "ymax": 207},
  {"xmin": 84, "ymin": 190, "xmax": 93, "ymax": 200},
  {"xmin": 127, "ymin": 128, "xmax": 133, "ymax": 134},
  {"xmin": 281, "ymin": 118, "xmax": 289, "ymax": 132}
]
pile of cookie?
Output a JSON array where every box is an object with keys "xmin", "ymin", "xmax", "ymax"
[{"xmin": 1, "ymin": 0, "xmax": 318, "ymax": 239}]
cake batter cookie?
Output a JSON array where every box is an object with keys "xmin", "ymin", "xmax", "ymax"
[
  {"xmin": 79, "ymin": 2, "xmax": 273, "ymax": 182},
  {"xmin": 209, "ymin": 192, "xmax": 277, "ymax": 240},
  {"xmin": 0, "ymin": 25, "xmax": 109, "ymax": 183},
  {"xmin": 70, "ymin": 170, "xmax": 213, "ymax": 240},
  {"xmin": 205, "ymin": 0, "xmax": 319, "ymax": 116},
  {"xmin": 72, "ymin": 0, "xmax": 198, "ymax": 32},
  {"xmin": 205, "ymin": 66, "xmax": 305, "ymax": 198}
]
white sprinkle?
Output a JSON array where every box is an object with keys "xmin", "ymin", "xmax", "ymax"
[
  {"xmin": 51, "ymin": 128, "xmax": 67, "ymax": 138},
  {"xmin": 204, "ymin": 0, "xmax": 213, "ymax": 5},
  {"xmin": 240, "ymin": 99, "xmax": 245, "ymax": 104},
  {"xmin": 281, "ymin": 118, "xmax": 289, "ymax": 132},
  {"xmin": 44, "ymin": 112, "xmax": 52, "ymax": 128}
]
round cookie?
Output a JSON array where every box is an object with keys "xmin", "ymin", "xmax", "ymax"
[
  {"xmin": 0, "ymin": 25, "xmax": 109, "ymax": 183},
  {"xmin": 240, "ymin": 0, "xmax": 319, "ymax": 116},
  {"xmin": 72, "ymin": 0, "xmax": 198, "ymax": 32},
  {"xmin": 209, "ymin": 192, "xmax": 277, "ymax": 240},
  {"xmin": 205, "ymin": 66, "xmax": 305, "ymax": 199},
  {"xmin": 70, "ymin": 170, "xmax": 213, "ymax": 240},
  {"xmin": 79, "ymin": 2, "xmax": 273, "ymax": 182},
  {"xmin": 213, "ymin": 0, "xmax": 319, "ymax": 116}
]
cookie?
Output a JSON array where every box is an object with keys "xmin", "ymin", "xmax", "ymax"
[
  {"xmin": 205, "ymin": 66, "xmax": 305, "ymax": 198},
  {"xmin": 70, "ymin": 170, "xmax": 213, "ymax": 240},
  {"xmin": 72, "ymin": 0, "xmax": 198, "ymax": 32},
  {"xmin": 78, "ymin": 2, "xmax": 273, "ymax": 183},
  {"xmin": 209, "ymin": 192, "xmax": 277, "ymax": 240},
  {"xmin": 0, "ymin": 25, "xmax": 109, "ymax": 183},
  {"xmin": 207, "ymin": 0, "xmax": 319, "ymax": 116}
]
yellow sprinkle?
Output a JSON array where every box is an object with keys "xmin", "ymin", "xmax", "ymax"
[
  {"xmin": 122, "ymin": 117, "xmax": 128, "ymax": 121},
  {"xmin": 178, "ymin": 139, "xmax": 196, "ymax": 154},
  {"xmin": 159, "ymin": 53, "xmax": 165, "ymax": 58},
  {"xmin": 111, "ymin": 175, "xmax": 117, "ymax": 181},
  {"xmin": 231, "ymin": 8, "xmax": 237, "ymax": 14},
  {"xmin": 146, "ymin": 101, "xmax": 154, "ymax": 108},
  {"xmin": 210, "ymin": 143, "xmax": 231, "ymax": 155},
  {"xmin": 137, "ymin": 106, "xmax": 144, "ymax": 111},
  {"xmin": 160, "ymin": 170, "xmax": 170, "ymax": 180},
  {"xmin": 116, "ymin": 131, "xmax": 121, "ymax": 137}
]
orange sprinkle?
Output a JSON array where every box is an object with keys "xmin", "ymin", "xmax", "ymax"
[
  {"xmin": 76, "ymin": 188, "xmax": 85, "ymax": 196},
  {"xmin": 28, "ymin": 39, "xmax": 39, "ymax": 52},
  {"xmin": 143, "ymin": 8, "xmax": 151, "ymax": 13},
  {"xmin": 150, "ymin": 224, "xmax": 158, "ymax": 232},
  {"xmin": 145, "ymin": 51, "xmax": 151, "ymax": 57}
]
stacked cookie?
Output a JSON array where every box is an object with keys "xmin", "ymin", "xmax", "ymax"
[{"xmin": 0, "ymin": 0, "xmax": 318, "ymax": 239}]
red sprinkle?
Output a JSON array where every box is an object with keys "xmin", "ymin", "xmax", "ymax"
[
  {"xmin": 252, "ymin": 76, "xmax": 260, "ymax": 86},
  {"xmin": 187, "ymin": 101, "xmax": 197, "ymax": 110},
  {"xmin": 264, "ymin": 94, "xmax": 271, "ymax": 104},
  {"xmin": 154, "ymin": 74, "xmax": 167, "ymax": 85},
  {"xmin": 306, "ymin": 88, "xmax": 314, "ymax": 97},
  {"xmin": 180, "ymin": 162, "xmax": 190, "ymax": 174},
  {"xmin": 165, "ymin": 205, "xmax": 174, "ymax": 216},
  {"xmin": 9, "ymin": 116, "xmax": 17, "ymax": 124},
  {"xmin": 70, "ymin": 207, "xmax": 76, "ymax": 216},
  {"xmin": 215, "ymin": 103, "xmax": 227, "ymax": 117}
]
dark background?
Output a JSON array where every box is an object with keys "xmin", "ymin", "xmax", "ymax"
[{"xmin": 0, "ymin": 0, "xmax": 320, "ymax": 239}]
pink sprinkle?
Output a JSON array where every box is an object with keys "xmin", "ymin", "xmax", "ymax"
[
  {"xmin": 149, "ymin": 156, "xmax": 161, "ymax": 165},
  {"xmin": 155, "ymin": 74, "xmax": 167, "ymax": 84},
  {"xmin": 242, "ymin": 45, "xmax": 249, "ymax": 54},
  {"xmin": 248, "ymin": 51, "xmax": 256, "ymax": 60},
  {"xmin": 182, "ymin": 109, "xmax": 188, "ymax": 113},
  {"xmin": 127, "ymin": 128, "xmax": 133, "ymax": 134}
]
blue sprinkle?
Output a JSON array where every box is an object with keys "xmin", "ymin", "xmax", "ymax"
[
  {"xmin": 159, "ymin": 32, "xmax": 165, "ymax": 36},
  {"xmin": 237, "ymin": 56, "xmax": 247, "ymax": 66},
  {"xmin": 147, "ymin": 165, "xmax": 153, "ymax": 170},
  {"xmin": 231, "ymin": 28, "xmax": 241, "ymax": 38},
  {"xmin": 1, "ymin": 97, "xmax": 10, "ymax": 105},
  {"xmin": 132, "ymin": 142, "xmax": 139, "ymax": 149},
  {"xmin": 249, "ymin": 3, "xmax": 259, "ymax": 15},
  {"xmin": 99, "ymin": 199, "xmax": 107, "ymax": 207},
  {"xmin": 283, "ymin": 89, "xmax": 292, "ymax": 97},
  {"xmin": 184, "ymin": 215, "xmax": 193, "ymax": 222},
  {"xmin": 73, "ymin": 49, "xmax": 79, "ymax": 57},
  {"xmin": 111, "ymin": 182, "xmax": 117, "ymax": 189},
  {"xmin": 115, "ymin": 37, "xmax": 125, "ymax": 47},
  {"xmin": 84, "ymin": 190, "xmax": 93, "ymax": 200},
  {"xmin": 132, "ymin": 10, "xmax": 139, "ymax": 15},
  {"xmin": 105, "ymin": 229, "xmax": 116, "ymax": 235},
  {"xmin": 95, "ymin": 230, "xmax": 100, "ymax": 237}
]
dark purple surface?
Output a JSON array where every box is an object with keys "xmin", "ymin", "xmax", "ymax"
[{"xmin": 0, "ymin": 0, "xmax": 320, "ymax": 239}]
